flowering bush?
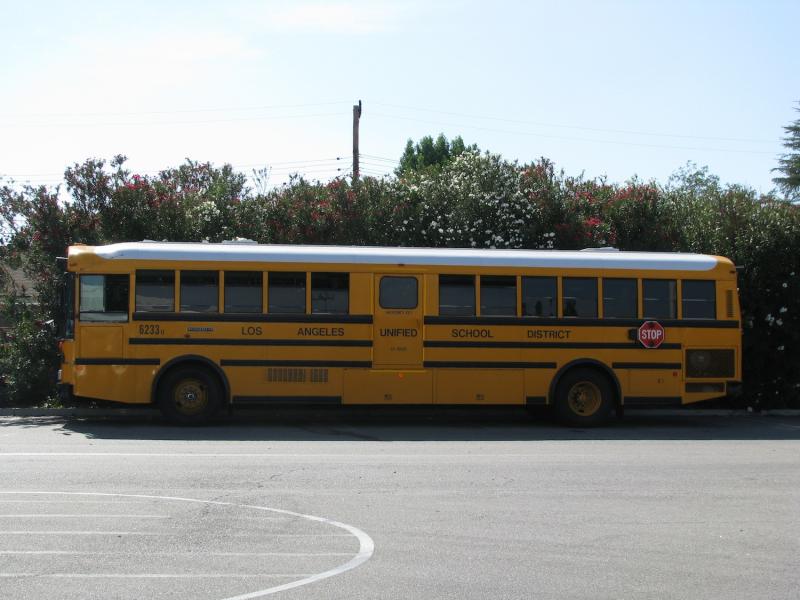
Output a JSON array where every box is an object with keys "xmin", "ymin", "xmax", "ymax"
[
  {"xmin": 0, "ymin": 291, "xmax": 58, "ymax": 404},
  {"xmin": 0, "ymin": 153, "xmax": 798, "ymax": 407}
]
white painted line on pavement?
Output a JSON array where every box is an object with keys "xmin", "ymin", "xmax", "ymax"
[
  {"xmin": 0, "ymin": 491, "xmax": 375, "ymax": 600},
  {"xmin": 0, "ymin": 551, "xmax": 353, "ymax": 556},
  {"xmin": 0, "ymin": 531, "xmax": 160, "ymax": 535},
  {"xmin": 0, "ymin": 514, "xmax": 170, "ymax": 518},
  {"xmin": 0, "ymin": 499, "xmax": 150, "ymax": 503},
  {"xmin": 1, "ymin": 573, "xmax": 313, "ymax": 578}
]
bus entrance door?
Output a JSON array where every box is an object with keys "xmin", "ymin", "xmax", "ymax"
[
  {"xmin": 360, "ymin": 274, "xmax": 431, "ymax": 404},
  {"xmin": 373, "ymin": 274, "xmax": 424, "ymax": 369}
]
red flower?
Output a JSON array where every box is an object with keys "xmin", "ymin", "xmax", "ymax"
[{"xmin": 585, "ymin": 217, "xmax": 602, "ymax": 228}]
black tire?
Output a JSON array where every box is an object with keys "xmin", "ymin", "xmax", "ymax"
[
  {"xmin": 157, "ymin": 365, "xmax": 224, "ymax": 425},
  {"xmin": 554, "ymin": 367, "xmax": 615, "ymax": 427}
]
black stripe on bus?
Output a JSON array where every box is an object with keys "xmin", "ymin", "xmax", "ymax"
[
  {"xmin": 613, "ymin": 362, "xmax": 682, "ymax": 370},
  {"xmin": 424, "ymin": 316, "xmax": 739, "ymax": 328},
  {"xmin": 624, "ymin": 396, "xmax": 683, "ymax": 406},
  {"xmin": 525, "ymin": 396, "xmax": 548, "ymax": 406},
  {"xmin": 221, "ymin": 359, "xmax": 372, "ymax": 368},
  {"xmin": 233, "ymin": 395, "xmax": 342, "ymax": 406},
  {"xmin": 75, "ymin": 358, "xmax": 160, "ymax": 366},
  {"xmin": 423, "ymin": 361, "xmax": 557, "ymax": 369},
  {"xmin": 424, "ymin": 341, "xmax": 682, "ymax": 350},
  {"xmin": 130, "ymin": 338, "xmax": 372, "ymax": 347},
  {"xmin": 133, "ymin": 312, "xmax": 372, "ymax": 324}
]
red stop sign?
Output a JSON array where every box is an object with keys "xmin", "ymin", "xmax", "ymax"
[{"xmin": 638, "ymin": 321, "xmax": 665, "ymax": 348}]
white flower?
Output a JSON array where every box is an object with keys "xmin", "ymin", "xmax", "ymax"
[
  {"xmin": 779, "ymin": 307, "xmax": 788, "ymax": 313},
  {"xmin": 776, "ymin": 319, "xmax": 783, "ymax": 326},
  {"xmin": 782, "ymin": 282, "xmax": 788, "ymax": 288},
  {"xmin": 778, "ymin": 345, "xmax": 785, "ymax": 351}
]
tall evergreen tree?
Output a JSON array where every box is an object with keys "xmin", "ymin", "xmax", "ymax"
[
  {"xmin": 773, "ymin": 103, "xmax": 800, "ymax": 201},
  {"xmin": 397, "ymin": 134, "xmax": 477, "ymax": 175}
]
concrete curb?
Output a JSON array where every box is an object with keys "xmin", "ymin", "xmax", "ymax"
[{"xmin": 0, "ymin": 407, "xmax": 798, "ymax": 418}]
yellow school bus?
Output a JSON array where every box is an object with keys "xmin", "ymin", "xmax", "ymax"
[{"xmin": 57, "ymin": 241, "xmax": 742, "ymax": 425}]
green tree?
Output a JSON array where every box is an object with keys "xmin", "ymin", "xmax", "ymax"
[
  {"xmin": 396, "ymin": 134, "xmax": 476, "ymax": 174},
  {"xmin": 773, "ymin": 103, "xmax": 800, "ymax": 201}
]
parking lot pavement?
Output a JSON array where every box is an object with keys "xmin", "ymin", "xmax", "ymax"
[{"xmin": 0, "ymin": 410, "xmax": 798, "ymax": 600}]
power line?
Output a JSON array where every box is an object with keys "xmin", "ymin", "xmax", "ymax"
[
  {"xmin": 0, "ymin": 157, "xmax": 350, "ymax": 181},
  {"xmin": 0, "ymin": 101, "xmax": 351, "ymax": 119},
  {"xmin": 370, "ymin": 101, "xmax": 777, "ymax": 145},
  {"xmin": 0, "ymin": 111, "xmax": 349, "ymax": 129},
  {"xmin": 369, "ymin": 111, "xmax": 779, "ymax": 156},
  {"xmin": 359, "ymin": 153, "xmax": 399, "ymax": 163},
  {"xmin": 358, "ymin": 161, "xmax": 394, "ymax": 171}
]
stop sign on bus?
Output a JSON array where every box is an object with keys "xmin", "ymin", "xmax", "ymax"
[{"xmin": 638, "ymin": 321, "xmax": 665, "ymax": 348}]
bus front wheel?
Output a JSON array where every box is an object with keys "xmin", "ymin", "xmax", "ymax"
[
  {"xmin": 157, "ymin": 365, "xmax": 223, "ymax": 425},
  {"xmin": 554, "ymin": 368, "xmax": 614, "ymax": 427}
]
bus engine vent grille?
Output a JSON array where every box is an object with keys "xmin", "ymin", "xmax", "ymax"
[
  {"xmin": 310, "ymin": 368, "xmax": 329, "ymax": 383},
  {"xmin": 267, "ymin": 367, "xmax": 306, "ymax": 383}
]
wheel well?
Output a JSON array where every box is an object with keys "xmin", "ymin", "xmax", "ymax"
[
  {"xmin": 152, "ymin": 356, "xmax": 230, "ymax": 405},
  {"xmin": 549, "ymin": 359, "xmax": 621, "ymax": 407}
]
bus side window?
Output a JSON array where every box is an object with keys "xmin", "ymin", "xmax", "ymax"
[
  {"xmin": 522, "ymin": 277, "xmax": 556, "ymax": 317},
  {"xmin": 136, "ymin": 270, "xmax": 174, "ymax": 312},
  {"xmin": 224, "ymin": 271, "xmax": 262, "ymax": 313},
  {"xmin": 480, "ymin": 276, "xmax": 516, "ymax": 316},
  {"xmin": 562, "ymin": 278, "xmax": 598, "ymax": 318},
  {"xmin": 682, "ymin": 280, "xmax": 716, "ymax": 319},
  {"xmin": 311, "ymin": 272, "xmax": 349, "ymax": 314},
  {"xmin": 643, "ymin": 279, "xmax": 677, "ymax": 319},
  {"xmin": 79, "ymin": 274, "xmax": 129, "ymax": 322},
  {"xmin": 439, "ymin": 275, "xmax": 475, "ymax": 316},
  {"xmin": 603, "ymin": 278, "xmax": 637, "ymax": 318},
  {"xmin": 269, "ymin": 272, "xmax": 306, "ymax": 314},
  {"xmin": 180, "ymin": 271, "xmax": 219, "ymax": 313}
]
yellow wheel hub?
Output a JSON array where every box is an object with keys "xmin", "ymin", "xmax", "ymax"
[
  {"xmin": 566, "ymin": 381, "xmax": 602, "ymax": 417},
  {"xmin": 173, "ymin": 379, "xmax": 208, "ymax": 416}
]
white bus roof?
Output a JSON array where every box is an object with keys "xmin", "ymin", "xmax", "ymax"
[{"xmin": 74, "ymin": 242, "xmax": 723, "ymax": 272}]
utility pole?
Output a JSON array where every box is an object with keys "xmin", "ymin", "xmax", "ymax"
[{"xmin": 352, "ymin": 99, "xmax": 362, "ymax": 182}]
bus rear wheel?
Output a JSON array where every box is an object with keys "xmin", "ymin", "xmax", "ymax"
[
  {"xmin": 554, "ymin": 368, "xmax": 614, "ymax": 427},
  {"xmin": 158, "ymin": 366, "xmax": 223, "ymax": 425}
]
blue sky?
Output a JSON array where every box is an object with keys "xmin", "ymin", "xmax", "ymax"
[{"xmin": 0, "ymin": 0, "xmax": 797, "ymax": 193}]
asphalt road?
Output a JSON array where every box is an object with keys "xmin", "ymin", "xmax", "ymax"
[{"xmin": 0, "ymin": 409, "xmax": 798, "ymax": 599}]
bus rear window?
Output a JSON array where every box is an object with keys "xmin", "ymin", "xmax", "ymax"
[
  {"xmin": 136, "ymin": 270, "xmax": 174, "ymax": 312},
  {"xmin": 643, "ymin": 279, "xmax": 677, "ymax": 319},
  {"xmin": 563, "ymin": 278, "xmax": 598, "ymax": 318},
  {"xmin": 439, "ymin": 275, "xmax": 475, "ymax": 316},
  {"xmin": 79, "ymin": 274, "xmax": 129, "ymax": 322},
  {"xmin": 682, "ymin": 280, "xmax": 716, "ymax": 319}
]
